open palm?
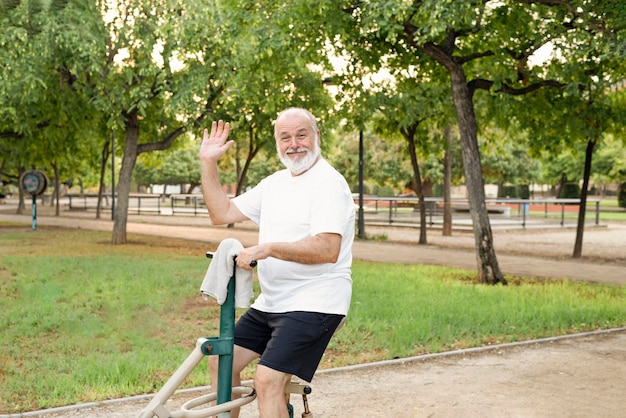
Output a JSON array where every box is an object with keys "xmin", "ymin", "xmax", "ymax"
[{"xmin": 199, "ymin": 120, "xmax": 234, "ymax": 162}]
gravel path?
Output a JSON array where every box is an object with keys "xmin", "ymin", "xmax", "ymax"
[{"xmin": 19, "ymin": 329, "xmax": 626, "ymax": 418}]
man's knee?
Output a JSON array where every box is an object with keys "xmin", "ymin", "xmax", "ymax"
[{"xmin": 254, "ymin": 365, "xmax": 290, "ymax": 395}]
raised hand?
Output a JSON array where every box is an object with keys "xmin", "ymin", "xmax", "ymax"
[{"xmin": 199, "ymin": 120, "xmax": 234, "ymax": 163}]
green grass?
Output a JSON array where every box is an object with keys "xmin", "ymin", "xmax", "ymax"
[
  {"xmin": 597, "ymin": 211, "xmax": 626, "ymax": 221},
  {"xmin": 1, "ymin": 225, "xmax": 625, "ymax": 414},
  {"xmin": 526, "ymin": 210, "xmax": 626, "ymax": 222},
  {"xmin": 598, "ymin": 199, "xmax": 621, "ymax": 208}
]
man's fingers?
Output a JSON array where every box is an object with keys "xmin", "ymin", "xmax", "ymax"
[
  {"xmin": 215, "ymin": 120, "xmax": 230, "ymax": 139},
  {"xmin": 206, "ymin": 121, "xmax": 230, "ymax": 143}
]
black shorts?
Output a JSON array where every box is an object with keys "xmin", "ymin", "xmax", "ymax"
[{"xmin": 234, "ymin": 308, "xmax": 345, "ymax": 382}]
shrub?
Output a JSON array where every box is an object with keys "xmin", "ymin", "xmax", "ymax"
[
  {"xmin": 618, "ymin": 182, "xmax": 626, "ymax": 208},
  {"xmin": 379, "ymin": 185, "xmax": 395, "ymax": 197},
  {"xmin": 518, "ymin": 184, "xmax": 530, "ymax": 199},
  {"xmin": 501, "ymin": 185, "xmax": 518, "ymax": 198},
  {"xmin": 559, "ymin": 183, "xmax": 581, "ymax": 199},
  {"xmin": 351, "ymin": 183, "xmax": 370, "ymax": 194}
]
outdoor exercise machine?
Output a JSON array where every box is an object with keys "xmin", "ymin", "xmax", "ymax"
[{"xmin": 138, "ymin": 251, "xmax": 313, "ymax": 418}]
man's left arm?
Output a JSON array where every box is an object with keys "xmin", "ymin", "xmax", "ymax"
[{"xmin": 234, "ymin": 233, "xmax": 341, "ymax": 269}]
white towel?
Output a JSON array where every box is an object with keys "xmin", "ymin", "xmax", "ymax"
[{"xmin": 200, "ymin": 238, "xmax": 254, "ymax": 308}]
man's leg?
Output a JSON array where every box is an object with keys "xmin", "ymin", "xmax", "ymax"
[
  {"xmin": 208, "ymin": 345, "xmax": 259, "ymax": 418},
  {"xmin": 254, "ymin": 364, "xmax": 292, "ymax": 418}
]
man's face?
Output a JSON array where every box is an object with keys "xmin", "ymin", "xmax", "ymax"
[{"xmin": 275, "ymin": 113, "xmax": 320, "ymax": 175}]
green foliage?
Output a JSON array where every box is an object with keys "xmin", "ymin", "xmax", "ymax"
[
  {"xmin": 479, "ymin": 127, "xmax": 542, "ymax": 187},
  {"xmin": 134, "ymin": 143, "xmax": 201, "ymax": 190},
  {"xmin": 0, "ymin": 0, "xmax": 106, "ymax": 189},
  {"xmin": 327, "ymin": 128, "xmax": 412, "ymax": 193}
]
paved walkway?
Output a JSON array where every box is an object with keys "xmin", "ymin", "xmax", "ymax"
[{"xmin": 1, "ymin": 205, "xmax": 624, "ymax": 286}]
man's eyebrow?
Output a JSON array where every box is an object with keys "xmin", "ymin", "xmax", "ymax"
[{"xmin": 280, "ymin": 128, "xmax": 309, "ymax": 135}]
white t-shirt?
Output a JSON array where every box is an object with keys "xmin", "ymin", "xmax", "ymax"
[{"xmin": 232, "ymin": 158, "xmax": 355, "ymax": 315}]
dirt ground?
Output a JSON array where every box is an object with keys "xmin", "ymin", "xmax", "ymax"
[
  {"xmin": 2, "ymin": 204, "xmax": 625, "ymax": 418},
  {"xmin": 36, "ymin": 329, "xmax": 626, "ymax": 418},
  {"xmin": 364, "ymin": 222, "xmax": 626, "ymax": 266}
]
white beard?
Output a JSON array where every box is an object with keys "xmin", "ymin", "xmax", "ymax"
[{"xmin": 278, "ymin": 142, "xmax": 321, "ymax": 175}]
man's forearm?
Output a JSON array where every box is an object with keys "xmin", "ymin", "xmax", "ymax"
[
  {"xmin": 251, "ymin": 233, "xmax": 342, "ymax": 265},
  {"xmin": 200, "ymin": 161, "xmax": 233, "ymax": 225}
]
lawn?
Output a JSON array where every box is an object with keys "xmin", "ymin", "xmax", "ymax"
[{"xmin": 1, "ymin": 225, "xmax": 625, "ymax": 414}]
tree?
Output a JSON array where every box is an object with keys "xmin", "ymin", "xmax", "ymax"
[
  {"xmin": 511, "ymin": 3, "xmax": 626, "ymax": 257},
  {"xmin": 215, "ymin": 1, "xmax": 337, "ymax": 198},
  {"xmin": 522, "ymin": 83, "xmax": 626, "ymax": 257},
  {"xmin": 40, "ymin": 0, "xmax": 245, "ymax": 243},
  {"xmin": 96, "ymin": 0, "xmax": 337, "ymax": 242},
  {"xmin": 295, "ymin": 0, "xmax": 626, "ymax": 283},
  {"xmin": 0, "ymin": 0, "xmax": 101, "ymax": 215},
  {"xmin": 368, "ymin": 76, "xmax": 450, "ymax": 244}
]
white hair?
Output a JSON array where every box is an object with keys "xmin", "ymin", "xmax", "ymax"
[{"xmin": 273, "ymin": 107, "xmax": 319, "ymax": 140}]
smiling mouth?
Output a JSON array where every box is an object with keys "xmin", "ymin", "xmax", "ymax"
[{"xmin": 286, "ymin": 147, "xmax": 308, "ymax": 157}]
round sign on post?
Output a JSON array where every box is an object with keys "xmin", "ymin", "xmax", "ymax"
[
  {"xmin": 21, "ymin": 170, "xmax": 48, "ymax": 196},
  {"xmin": 20, "ymin": 170, "xmax": 48, "ymax": 230}
]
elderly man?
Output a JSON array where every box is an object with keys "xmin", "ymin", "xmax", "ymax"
[{"xmin": 199, "ymin": 107, "xmax": 355, "ymax": 418}]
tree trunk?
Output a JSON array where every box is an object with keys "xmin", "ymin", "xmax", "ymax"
[
  {"xmin": 52, "ymin": 162, "xmax": 60, "ymax": 216},
  {"xmin": 112, "ymin": 112, "xmax": 139, "ymax": 244},
  {"xmin": 442, "ymin": 125, "xmax": 452, "ymax": 236},
  {"xmin": 449, "ymin": 67, "xmax": 506, "ymax": 285},
  {"xmin": 573, "ymin": 138, "xmax": 596, "ymax": 258},
  {"xmin": 556, "ymin": 174, "xmax": 567, "ymax": 198},
  {"xmin": 405, "ymin": 131, "xmax": 427, "ymax": 244},
  {"xmin": 420, "ymin": 41, "xmax": 505, "ymax": 284},
  {"xmin": 236, "ymin": 126, "xmax": 260, "ymax": 197},
  {"xmin": 96, "ymin": 139, "xmax": 111, "ymax": 220},
  {"xmin": 16, "ymin": 167, "xmax": 25, "ymax": 214}
]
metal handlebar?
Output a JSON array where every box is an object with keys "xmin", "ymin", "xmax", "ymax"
[{"xmin": 206, "ymin": 251, "xmax": 257, "ymax": 267}]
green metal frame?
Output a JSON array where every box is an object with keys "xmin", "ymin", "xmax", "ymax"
[
  {"xmin": 138, "ymin": 259, "xmax": 253, "ymax": 418},
  {"xmin": 201, "ymin": 272, "xmax": 236, "ymax": 408}
]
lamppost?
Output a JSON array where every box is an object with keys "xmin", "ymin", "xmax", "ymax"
[
  {"xmin": 357, "ymin": 129, "xmax": 365, "ymax": 239},
  {"xmin": 111, "ymin": 129, "xmax": 115, "ymax": 221}
]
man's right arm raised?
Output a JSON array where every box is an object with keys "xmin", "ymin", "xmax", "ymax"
[{"xmin": 199, "ymin": 121, "xmax": 247, "ymax": 225}]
